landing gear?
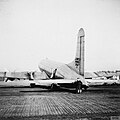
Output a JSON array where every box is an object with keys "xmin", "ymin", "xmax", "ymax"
[
  {"xmin": 76, "ymin": 81, "xmax": 82, "ymax": 94},
  {"xmin": 30, "ymin": 83, "xmax": 35, "ymax": 88},
  {"xmin": 50, "ymin": 83, "xmax": 57, "ymax": 91},
  {"xmin": 84, "ymin": 86, "xmax": 88, "ymax": 91}
]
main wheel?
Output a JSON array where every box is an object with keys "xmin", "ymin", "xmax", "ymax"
[
  {"xmin": 50, "ymin": 83, "xmax": 57, "ymax": 91},
  {"xmin": 76, "ymin": 81, "xmax": 82, "ymax": 94},
  {"xmin": 30, "ymin": 83, "xmax": 35, "ymax": 88},
  {"xmin": 84, "ymin": 86, "xmax": 88, "ymax": 91}
]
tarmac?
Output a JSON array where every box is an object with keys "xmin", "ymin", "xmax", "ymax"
[{"xmin": 0, "ymin": 80, "xmax": 120, "ymax": 120}]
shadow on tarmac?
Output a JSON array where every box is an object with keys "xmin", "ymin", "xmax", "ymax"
[
  {"xmin": 20, "ymin": 85, "xmax": 77, "ymax": 94},
  {"xmin": 1, "ymin": 84, "xmax": 120, "ymax": 95},
  {"xmin": 19, "ymin": 84, "xmax": 120, "ymax": 95}
]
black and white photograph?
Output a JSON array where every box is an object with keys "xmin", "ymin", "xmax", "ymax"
[{"xmin": 0, "ymin": 0, "xmax": 120, "ymax": 119}]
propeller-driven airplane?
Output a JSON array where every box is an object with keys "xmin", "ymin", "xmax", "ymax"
[
  {"xmin": 2, "ymin": 71, "xmax": 32, "ymax": 82},
  {"xmin": 1, "ymin": 28, "xmax": 118, "ymax": 91},
  {"xmin": 30, "ymin": 28, "xmax": 89, "ymax": 93}
]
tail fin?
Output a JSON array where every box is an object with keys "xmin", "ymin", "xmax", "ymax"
[{"xmin": 67, "ymin": 28, "xmax": 85, "ymax": 76}]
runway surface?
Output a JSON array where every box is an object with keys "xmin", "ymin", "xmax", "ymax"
[{"xmin": 0, "ymin": 81, "xmax": 120, "ymax": 120}]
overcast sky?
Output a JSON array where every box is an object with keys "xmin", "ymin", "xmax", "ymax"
[{"xmin": 0, "ymin": 0, "xmax": 120, "ymax": 72}]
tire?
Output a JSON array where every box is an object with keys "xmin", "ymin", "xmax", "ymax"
[
  {"xmin": 84, "ymin": 86, "xmax": 88, "ymax": 91},
  {"xmin": 30, "ymin": 83, "xmax": 35, "ymax": 88},
  {"xmin": 50, "ymin": 83, "xmax": 57, "ymax": 91},
  {"xmin": 76, "ymin": 81, "xmax": 82, "ymax": 94}
]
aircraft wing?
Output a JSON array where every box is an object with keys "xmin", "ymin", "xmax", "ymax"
[
  {"xmin": 39, "ymin": 59, "xmax": 84, "ymax": 79},
  {"xmin": 86, "ymin": 79, "xmax": 119, "ymax": 86},
  {"xmin": 31, "ymin": 79, "xmax": 78, "ymax": 86},
  {"xmin": 38, "ymin": 59, "xmax": 88, "ymax": 87}
]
